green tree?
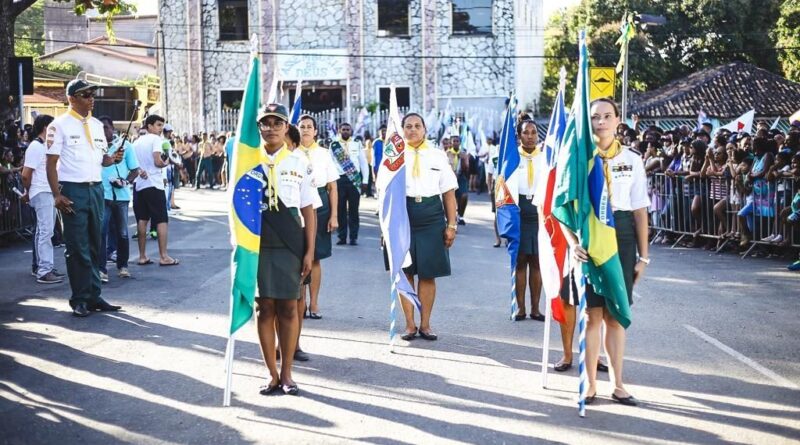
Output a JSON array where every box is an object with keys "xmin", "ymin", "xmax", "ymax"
[
  {"xmin": 773, "ymin": 0, "xmax": 800, "ymax": 82},
  {"xmin": 540, "ymin": 0, "xmax": 782, "ymax": 115}
]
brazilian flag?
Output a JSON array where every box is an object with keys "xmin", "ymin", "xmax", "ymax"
[
  {"xmin": 228, "ymin": 53, "xmax": 265, "ymax": 334},
  {"xmin": 552, "ymin": 31, "xmax": 631, "ymax": 328}
]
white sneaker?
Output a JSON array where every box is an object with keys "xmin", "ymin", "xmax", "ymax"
[
  {"xmin": 762, "ymin": 234, "xmax": 776, "ymax": 242},
  {"xmin": 771, "ymin": 234, "xmax": 783, "ymax": 244},
  {"xmin": 118, "ymin": 267, "xmax": 131, "ymax": 278},
  {"xmin": 100, "ymin": 271, "xmax": 109, "ymax": 283}
]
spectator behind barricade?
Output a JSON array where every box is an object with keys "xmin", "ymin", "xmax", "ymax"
[
  {"xmin": 738, "ymin": 132, "xmax": 752, "ymax": 152},
  {"xmin": 1, "ymin": 148, "xmax": 22, "ymax": 175},
  {"xmin": 737, "ymin": 136, "xmax": 777, "ymax": 247},
  {"xmin": 783, "ymin": 154, "xmax": 800, "ymax": 271},
  {"xmin": 686, "ymin": 140, "xmax": 707, "ymax": 242},
  {"xmin": 765, "ymin": 151, "xmax": 794, "ymax": 244},
  {"xmin": 784, "ymin": 131, "xmax": 799, "ymax": 155},
  {"xmin": 702, "ymin": 146, "xmax": 731, "ymax": 242}
]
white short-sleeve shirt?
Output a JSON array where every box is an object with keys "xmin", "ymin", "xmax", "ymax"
[
  {"xmin": 132, "ymin": 133, "xmax": 166, "ymax": 191},
  {"xmin": 517, "ymin": 148, "xmax": 547, "ymax": 198},
  {"xmin": 607, "ymin": 148, "xmax": 651, "ymax": 211},
  {"xmin": 298, "ymin": 143, "xmax": 339, "ymax": 189},
  {"xmin": 46, "ymin": 111, "xmax": 107, "ymax": 182},
  {"xmin": 405, "ymin": 142, "xmax": 459, "ymax": 198},
  {"xmin": 23, "ymin": 139, "xmax": 51, "ymax": 200}
]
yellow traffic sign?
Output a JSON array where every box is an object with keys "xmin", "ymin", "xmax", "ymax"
[{"xmin": 589, "ymin": 67, "xmax": 615, "ymax": 101}]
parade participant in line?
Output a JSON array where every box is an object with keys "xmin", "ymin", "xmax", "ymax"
[
  {"xmin": 564, "ymin": 98, "xmax": 650, "ymax": 406},
  {"xmin": 330, "ymin": 123, "xmax": 368, "ymax": 245},
  {"xmin": 397, "ymin": 113, "xmax": 459, "ymax": 341},
  {"xmin": 447, "ymin": 131, "xmax": 470, "ymax": 225},
  {"xmin": 253, "ymin": 104, "xmax": 317, "ymax": 396},
  {"xmin": 514, "ymin": 118, "xmax": 546, "ymax": 321},
  {"xmin": 195, "ymin": 132, "xmax": 215, "ymax": 189},
  {"xmin": 298, "ymin": 115, "xmax": 339, "ymax": 325},
  {"xmin": 45, "ymin": 79, "xmax": 124, "ymax": 317}
]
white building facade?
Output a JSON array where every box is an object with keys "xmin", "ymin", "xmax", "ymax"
[{"xmin": 159, "ymin": 0, "xmax": 544, "ymax": 134}]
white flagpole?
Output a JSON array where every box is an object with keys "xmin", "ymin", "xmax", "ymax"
[
  {"xmin": 541, "ymin": 294, "xmax": 552, "ymax": 388},
  {"xmin": 223, "ymin": 336, "xmax": 236, "ymax": 406}
]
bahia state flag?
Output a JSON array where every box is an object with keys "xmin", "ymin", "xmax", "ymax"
[
  {"xmin": 537, "ymin": 76, "xmax": 568, "ymax": 324},
  {"xmin": 376, "ymin": 85, "xmax": 421, "ymax": 311},
  {"xmin": 289, "ymin": 79, "xmax": 303, "ymax": 125},
  {"xmin": 495, "ymin": 96, "xmax": 521, "ymax": 266},
  {"xmin": 227, "ymin": 51, "xmax": 266, "ymax": 335},
  {"xmin": 552, "ymin": 31, "xmax": 631, "ymax": 329}
]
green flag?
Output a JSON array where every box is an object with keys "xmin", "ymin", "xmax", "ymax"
[{"xmin": 552, "ymin": 31, "xmax": 631, "ymax": 328}]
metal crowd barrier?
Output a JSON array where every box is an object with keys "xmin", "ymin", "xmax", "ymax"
[
  {"xmin": 0, "ymin": 172, "xmax": 35, "ymax": 238},
  {"xmin": 648, "ymin": 172, "xmax": 799, "ymax": 258}
]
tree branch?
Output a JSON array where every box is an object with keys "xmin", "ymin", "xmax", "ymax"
[{"xmin": 10, "ymin": 0, "xmax": 41, "ymax": 19}]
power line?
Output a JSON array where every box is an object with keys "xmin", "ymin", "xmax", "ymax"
[{"xmin": 15, "ymin": 36, "xmax": 800, "ymax": 60}]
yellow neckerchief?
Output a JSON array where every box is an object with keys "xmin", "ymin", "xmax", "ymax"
[
  {"xmin": 596, "ymin": 140, "xmax": 622, "ymax": 204},
  {"xmin": 299, "ymin": 141, "xmax": 319, "ymax": 160},
  {"xmin": 408, "ymin": 140, "xmax": 428, "ymax": 178},
  {"xmin": 518, "ymin": 146, "xmax": 541, "ymax": 191},
  {"xmin": 263, "ymin": 144, "xmax": 291, "ymax": 211},
  {"xmin": 67, "ymin": 108, "xmax": 95, "ymax": 151},
  {"xmin": 446, "ymin": 147, "xmax": 460, "ymax": 172}
]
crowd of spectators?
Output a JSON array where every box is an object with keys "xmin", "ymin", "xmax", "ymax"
[{"xmin": 624, "ymin": 115, "xmax": 800, "ymax": 270}]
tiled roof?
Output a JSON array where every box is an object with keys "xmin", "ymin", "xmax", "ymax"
[
  {"xmin": 628, "ymin": 62, "xmax": 800, "ymax": 119},
  {"xmin": 39, "ymin": 36, "xmax": 156, "ymax": 68}
]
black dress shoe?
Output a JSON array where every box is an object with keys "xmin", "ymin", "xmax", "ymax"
[
  {"xmin": 259, "ymin": 381, "xmax": 281, "ymax": 395},
  {"xmin": 530, "ymin": 313, "xmax": 545, "ymax": 322},
  {"xmin": 90, "ymin": 299, "xmax": 121, "ymax": 312},
  {"xmin": 72, "ymin": 303, "xmax": 91, "ymax": 317},
  {"xmin": 612, "ymin": 393, "xmax": 637, "ymax": 406},
  {"xmin": 597, "ymin": 362, "xmax": 609, "ymax": 373},
  {"xmin": 584, "ymin": 393, "xmax": 597, "ymax": 405},
  {"xmin": 294, "ymin": 349, "xmax": 310, "ymax": 362},
  {"xmin": 349, "ymin": 239, "xmax": 358, "ymax": 246},
  {"xmin": 514, "ymin": 313, "xmax": 527, "ymax": 321},
  {"xmin": 554, "ymin": 361, "xmax": 573, "ymax": 372},
  {"xmin": 400, "ymin": 329, "xmax": 417, "ymax": 341},
  {"xmin": 336, "ymin": 239, "xmax": 347, "ymax": 245},
  {"xmin": 418, "ymin": 330, "xmax": 438, "ymax": 341},
  {"xmin": 282, "ymin": 384, "xmax": 300, "ymax": 396}
]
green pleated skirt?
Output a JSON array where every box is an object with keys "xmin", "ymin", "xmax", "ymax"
[
  {"xmin": 314, "ymin": 187, "xmax": 332, "ymax": 261},
  {"xmin": 402, "ymin": 196, "xmax": 451, "ymax": 279}
]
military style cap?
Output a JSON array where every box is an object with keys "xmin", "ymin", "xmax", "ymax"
[
  {"xmin": 257, "ymin": 103, "xmax": 289, "ymax": 123},
  {"xmin": 66, "ymin": 79, "xmax": 99, "ymax": 97}
]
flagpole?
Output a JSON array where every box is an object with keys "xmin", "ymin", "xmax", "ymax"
[
  {"xmin": 541, "ymin": 291, "xmax": 552, "ymax": 388},
  {"xmin": 389, "ymin": 279, "xmax": 398, "ymax": 353},
  {"xmin": 223, "ymin": 336, "xmax": 236, "ymax": 406},
  {"xmin": 577, "ymin": 274, "xmax": 588, "ymax": 417}
]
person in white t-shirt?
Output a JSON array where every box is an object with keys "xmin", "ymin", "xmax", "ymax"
[
  {"xmin": 132, "ymin": 114, "xmax": 178, "ymax": 266},
  {"xmin": 21, "ymin": 114, "xmax": 65, "ymax": 284}
]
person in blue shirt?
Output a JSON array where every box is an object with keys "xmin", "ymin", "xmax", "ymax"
[
  {"xmin": 224, "ymin": 131, "xmax": 235, "ymax": 185},
  {"xmin": 373, "ymin": 126, "xmax": 385, "ymax": 178},
  {"xmin": 98, "ymin": 116, "xmax": 145, "ymax": 280}
]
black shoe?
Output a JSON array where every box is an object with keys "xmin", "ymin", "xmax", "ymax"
[
  {"xmin": 597, "ymin": 362, "xmax": 609, "ymax": 373},
  {"xmin": 336, "ymin": 239, "xmax": 347, "ymax": 245},
  {"xmin": 400, "ymin": 329, "xmax": 418, "ymax": 341},
  {"xmin": 554, "ymin": 361, "xmax": 573, "ymax": 372},
  {"xmin": 530, "ymin": 313, "xmax": 545, "ymax": 322},
  {"xmin": 89, "ymin": 299, "xmax": 121, "ymax": 312},
  {"xmin": 514, "ymin": 313, "xmax": 527, "ymax": 321},
  {"xmin": 72, "ymin": 303, "xmax": 91, "ymax": 317},
  {"xmin": 418, "ymin": 330, "xmax": 438, "ymax": 341},
  {"xmin": 584, "ymin": 393, "xmax": 597, "ymax": 405},
  {"xmin": 282, "ymin": 384, "xmax": 300, "ymax": 396},
  {"xmin": 294, "ymin": 349, "xmax": 310, "ymax": 362},
  {"xmin": 458, "ymin": 218, "xmax": 466, "ymax": 226},
  {"xmin": 349, "ymin": 239, "xmax": 358, "ymax": 246},
  {"xmin": 612, "ymin": 393, "xmax": 637, "ymax": 406},
  {"xmin": 259, "ymin": 381, "xmax": 282, "ymax": 395}
]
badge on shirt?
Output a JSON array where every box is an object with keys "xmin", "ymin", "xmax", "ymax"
[{"xmin": 46, "ymin": 125, "xmax": 56, "ymax": 149}]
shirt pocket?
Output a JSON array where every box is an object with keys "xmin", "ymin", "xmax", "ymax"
[{"xmin": 279, "ymin": 175, "xmax": 301, "ymax": 207}]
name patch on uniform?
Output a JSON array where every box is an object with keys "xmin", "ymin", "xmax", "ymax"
[{"xmin": 611, "ymin": 164, "xmax": 633, "ymax": 172}]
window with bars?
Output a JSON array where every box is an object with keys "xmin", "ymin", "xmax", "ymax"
[{"xmin": 219, "ymin": 0, "xmax": 248, "ymax": 41}]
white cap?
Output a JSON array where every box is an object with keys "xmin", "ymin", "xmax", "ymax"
[{"xmin": 163, "ymin": 123, "xmax": 174, "ymax": 132}]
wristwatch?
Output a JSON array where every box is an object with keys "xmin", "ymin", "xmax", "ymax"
[
  {"xmin": 638, "ymin": 257, "xmax": 650, "ymax": 265},
  {"xmin": 446, "ymin": 223, "xmax": 458, "ymax": 232}
]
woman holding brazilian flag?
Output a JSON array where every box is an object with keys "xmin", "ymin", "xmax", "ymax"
[{"xmin": 550, "ymin": 31, "xmax": 650, "ymax": 409}]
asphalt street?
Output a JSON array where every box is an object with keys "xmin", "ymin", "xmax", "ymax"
[{"xmin": 1, "ymin": 188, "xmax": 798, "ymax": 445}]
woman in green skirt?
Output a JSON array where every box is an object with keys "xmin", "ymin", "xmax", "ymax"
[
  {"xmin": 398, "ymin": 113, "xmax": 459, "ymax": 341},
  {"xmin": 563, "ymin": 98, "xmax": 650, "ymax": 406}
]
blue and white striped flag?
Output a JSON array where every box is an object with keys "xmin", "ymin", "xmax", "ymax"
[{"xmin": 377, "ymin": 85, "xmax": 421, "ymax": 316}]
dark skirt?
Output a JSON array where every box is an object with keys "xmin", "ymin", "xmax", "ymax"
[
  {"xmin": 560, "ymin": 211, "xmax": 636, "ymax": 308},
  {"xmin": 518, "ymin": 195, "xmax": 538, "ymax": 256},
  {"xmin": 314, "ymin": 187, "xmax": 332, "ymax": 260},
  {"xmin": 257, "ymin": 208, "xmax": 302, "ymax": 300},
  {"xmin": 402, "ymin": 196, "xmax": 451, "ymax": 279}
]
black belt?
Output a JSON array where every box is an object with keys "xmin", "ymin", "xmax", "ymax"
[{"xmin": 61, "ymin": 181, "xmax": 102, "ymax": 186}]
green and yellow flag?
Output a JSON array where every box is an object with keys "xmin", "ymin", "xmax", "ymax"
[
  {"xmin": 553, "ymin": 31, "xmax": 631, "ymax": 328},
  {"xmin": 228, "ymin": 51, "xmax": 265, "ymax": 334},
  {"xmin": 615, "ymin": 12, "xmax": 635, "ymax": 73}
]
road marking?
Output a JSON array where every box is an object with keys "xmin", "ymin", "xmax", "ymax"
[{"xmin": 684, "ymin": 324, "xmax": 799, "ymax": 389}]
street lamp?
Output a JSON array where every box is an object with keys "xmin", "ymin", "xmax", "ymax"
[{"xmin": 619, "ymin": 12, "xmax": 666, "ymax": 122}]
